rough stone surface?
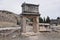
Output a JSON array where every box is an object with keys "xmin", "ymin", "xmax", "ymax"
[{"xmin": 0, "ymin": 10, "xmax": 20, "ymax": 27}]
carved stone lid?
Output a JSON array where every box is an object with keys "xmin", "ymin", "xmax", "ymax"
[{"xmin": 21, "ymin": 3, "xmax": 39, "ymax": 7}]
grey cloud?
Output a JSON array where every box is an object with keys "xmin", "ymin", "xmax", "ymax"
[{"xmin": 0, "ymin": 0, "xmax": 60, "ymax": 19}]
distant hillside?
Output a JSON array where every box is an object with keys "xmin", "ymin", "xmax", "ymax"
[{"xmin": 0, "ymin": 10, "xmax": 20, "ymax": 27}]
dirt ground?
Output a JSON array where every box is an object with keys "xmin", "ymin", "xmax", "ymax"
[{"xmin": 0, "ymin": 32, "xmax": 60, "ymax": 40}]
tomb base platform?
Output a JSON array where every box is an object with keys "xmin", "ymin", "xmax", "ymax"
[{"xmin": 21, "ymin": 32, "xmax": 39, "ymax": 36}]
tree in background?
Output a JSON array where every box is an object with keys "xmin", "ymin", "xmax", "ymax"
[
  {"xmin": 45, "ymin": 16, "xmax": 50, "ymax": 23},
  {"xmin": 57, "ymin": 17, "xmax": 60, "ymax": 19},
  {"xmin": 43, "ymin": 17, "xmax": 46, "ymax": 23},
  {"xmin": 39, "ymin": 17, "xmax": 43, "ymax": 23},
  {"xmin": 39, "ymin": 16, "xmax": 50, "ymax": 23}
]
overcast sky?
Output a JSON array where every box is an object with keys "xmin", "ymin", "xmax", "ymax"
[{"xmin": 0, "ymin": 0, "xmax": 60, "ymax": 19}]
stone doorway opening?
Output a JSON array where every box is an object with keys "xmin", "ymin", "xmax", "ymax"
[{"xmin": 26, "ymin": 17, "xmax": 33, "ymax": 32}]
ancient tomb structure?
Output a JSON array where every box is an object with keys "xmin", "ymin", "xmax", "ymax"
[{"xmin": 20, "ymin": 3, "xmax": 40, "ymax": 33}]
